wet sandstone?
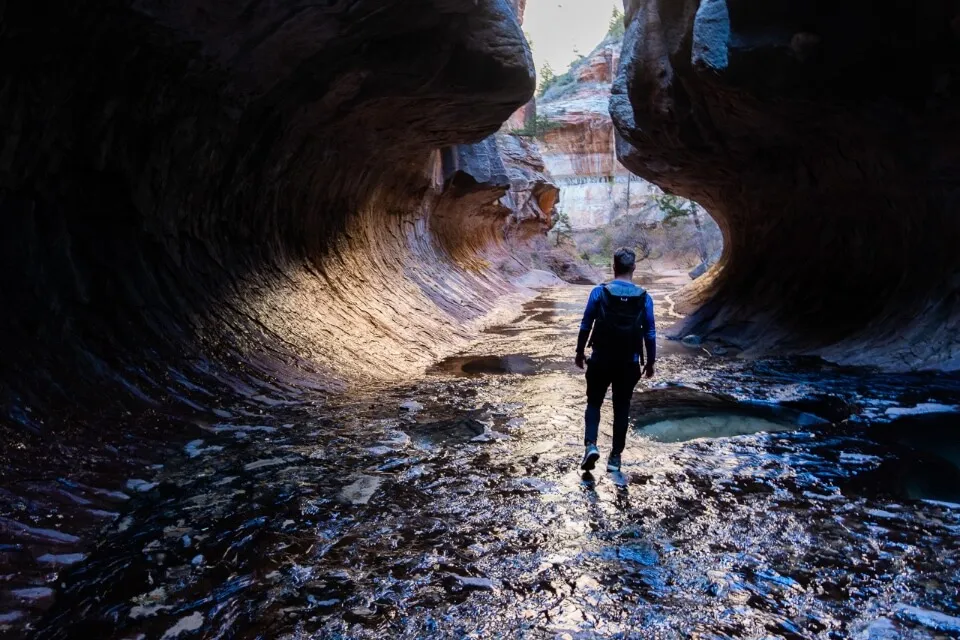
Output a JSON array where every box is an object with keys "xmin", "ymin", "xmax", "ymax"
[{"xmin": 5, "ymin": 281, "xmax": 959, "ymax": 639}]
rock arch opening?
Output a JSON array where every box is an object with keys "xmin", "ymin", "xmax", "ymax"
[{"xmin": 528, "ymin": 26, "xmax": 724, "ymax": 279}]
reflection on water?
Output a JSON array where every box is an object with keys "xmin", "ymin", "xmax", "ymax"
[
  {"xmin": 637, "ymin": 413, "xmax": 793, "ymax": 443},
  {"xmin": 430, "ymin": 354, "xmax": 537, "ymax": 376},
  {"xmin": 8, "ymin": 283, "xmax": 960, "ymax": 639},
  {"xmin": 852, "ymin": 413, "xmax": 960, "ymax": 503}
]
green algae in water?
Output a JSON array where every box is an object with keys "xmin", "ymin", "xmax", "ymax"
[{"xmin": 636, "ymin": 414, "xmax": 794, "ymax": 443}]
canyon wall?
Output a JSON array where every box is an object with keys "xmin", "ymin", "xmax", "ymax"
[
  {"xmin": 536, "ymin": 37, "xmax": 659, "ymax": 230},
  {"xmin": 0, "ymin": 0, "xmax": 550, "ymax": 429},
  {"xmin": 613, "ymin": 0, "xmax": 960, "ymax": 370}
]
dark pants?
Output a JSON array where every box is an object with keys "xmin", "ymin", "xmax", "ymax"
[{"xmin": 584, "ymin": 358, "xmax": 641, "ymax": 455}]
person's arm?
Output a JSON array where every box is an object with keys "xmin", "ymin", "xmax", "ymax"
[
  {"xmin": 642, "ymin": 293, "xmax": 657, "ymax": 376},
  {"xmin": 575, "ymin": 287, "xmax": 601, "ymax": 367}
]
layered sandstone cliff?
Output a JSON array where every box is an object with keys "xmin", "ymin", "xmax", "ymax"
[
  {"xmin": 536, "ymin": 37, "xmax": 659, "ymax": 230},
  {"xmin": 0, "ymin": 0, "xmax": 548, "ymax": 428},
  {"xmin": 613, "ymin": 0, "xmax": 960, "ymax": 370}
]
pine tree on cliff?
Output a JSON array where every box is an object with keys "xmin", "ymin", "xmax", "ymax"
[{"xmin": 608, "ymin": 7, "xmax": 625, "ymax": 39}]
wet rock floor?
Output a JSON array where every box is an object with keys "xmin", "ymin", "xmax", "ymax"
[{"xmin": 6, "ymin": 282, "xmax": 960, "ymax": 638}]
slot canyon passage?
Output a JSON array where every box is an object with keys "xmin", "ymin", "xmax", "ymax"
[{"xmin": 2, "ymin": 0, "xmax": 960, "ymax": 638}]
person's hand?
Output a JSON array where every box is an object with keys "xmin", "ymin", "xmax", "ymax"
[
  {"xmin": 643, "ymin": 362, "xmax": 655, "ymax": 378},
  {"xmin": 575, "ymin": 353, "xmax": 586, "ymax": 369}
]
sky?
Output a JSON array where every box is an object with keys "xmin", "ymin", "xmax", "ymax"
[{"xmin": 523, "ymin": 0, "xmax": 621, "ymax": 83}]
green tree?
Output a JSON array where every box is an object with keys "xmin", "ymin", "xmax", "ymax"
[
  {"xmin": 550, "ymin": 211, "xmax": 573, "ymax": 247},
  {"xmin": 608, "ymin": 7, "xmax": 625, "ymax": 38},
  {"xmin": 652, "ymin": 193, "xmax": 689, "ymax": 226},
  {"xmin": 653, "ymin": 193, "xmax": 708, "ymax": 262},
  {"xmin": 537, "ymin": 62, "xmax": 557, "ymax": 97},
  {"xmin": 509, "ymin": 114, "xmax": 561, "ymax": 138}
]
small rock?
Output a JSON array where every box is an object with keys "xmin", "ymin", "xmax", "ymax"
[
  {"xmin": 0, "ymin": 611, "xmax": 25, "ymax": 625},
  {"xmin": 471, "ymin": 429, "xmax": 510, "ymax": 443},
  {"xmin": 365, "ymin": 446, "xmax": 394, "ymax": 457},
  {"xmin": 505, "ymin": 417, "xmax": 527, "ymax": 429},
  {"xmin": 399, "ymin": 400, "xmax": 423, "ymax": 413},
  {"xmin": 243, "ymin": 458, "xmax": 286, "ymax": 472},
  {"xmin": 856, "ymin": 617, "xmax": 902, "ymax": 640},
  {"xmin": 680, "ymin": 334, "xmax": 703, "ymax": 347},
  {"xmin": 326, "ymin": 569, "xmax": 351, "ymax": 580},
  {"xmin": 160, "ymin": 611, "xmax": 204, "ymax": 639},
  {"xmin": 689, "ymin": 261, "xmax": 710, "ymax": 280},
  {"xmin": 312, "ymin": 598, "xmax": 339, "ymax": 607},
  {"xmin": 191, "ymin": 554, "xmax": 204, "ymax": 566},
  {"xmin": 185, "ymin": 439, "xmax": 223, "ymax": 458},
  {"xmin": 126, "ymin": 479, "xmax": 158, "ymax": 493},
  {"xmin": 130, "ymin": 603, "xmax": 171, "ymax": 619},
  {"xmin": 896, "ymin": 605, "xmax": 960, "ymax": 633},
  {"xmin": 36, "ymin": 553, "xmax": 86, "ymax": 567},
  {"xmin": 400, "ymin": 465, "xmax": 429, "ymax": 482},
  {"xmin": 10, "ymin": 587, "xmax": 55, "ymax": 607},
  {"xmin": 142, "ymin": 540, "xmax": 162, "ymax": 553},
  {"xmin": 711, "ymin": 345, "xmax": 728, "ymax": 355},
  {"xmin": 85, "ymin": 509, "xmax": 120, "ymax": 520},
  {"xmin": 457, "ymin": 576, "xmax": 496, "ymax": 590},
  {"xmin": 338, "ymin": 475, "xmax": 382, "ymax": 505},
  {"xmin": 349, "ymin": 606, "xmax": 376, "ymax": 618},
  {"xmin": 379, "ymin": 430, "xmax": 411, "ymax": 448}
]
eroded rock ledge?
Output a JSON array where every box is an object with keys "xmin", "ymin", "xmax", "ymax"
[
  {"xmin": 0, "ymin": 0, "xmax": 548, "ymax": 427},
  {"xmin": 613, "ymin": 0, "xmax": 960, "ymax": 370}
]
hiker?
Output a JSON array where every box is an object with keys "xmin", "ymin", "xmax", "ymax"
[{"xmin": 575, "ymin": 247, "xmax": 656, "ymax": 472}]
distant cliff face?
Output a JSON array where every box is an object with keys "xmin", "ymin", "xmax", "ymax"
[{"xmin": 536, "ymin": 37, "xmax": 658, "ymax": 231}]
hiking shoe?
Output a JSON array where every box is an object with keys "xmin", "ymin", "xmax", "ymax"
[
  {"xmin": 607, "ymin": 453, "xmax": 622, "ymax": 472},
  {"xmin": 580, "ymin": 444, "xmax": 600, "ymax": 471}
]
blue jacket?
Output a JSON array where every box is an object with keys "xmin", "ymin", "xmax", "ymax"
[{"xmin": 577, "ymin": 280, "xmax": 656, "ymax": 364}]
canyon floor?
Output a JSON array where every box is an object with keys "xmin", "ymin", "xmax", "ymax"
[{"xmin": 6, "ymin": 278, "xmax": 960, "ymax": 639}]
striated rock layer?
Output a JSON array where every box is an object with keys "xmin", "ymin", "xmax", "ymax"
[
  {"xmin": 613, "ymin": 0, "xmax": 960, "ymax": 370},
  {"xmin": 0, "ymin": 0, "xmax": 546, "ymax": 428},
  {"xmin": 538, "ymin": 37, "xmax": 658, "ymax": 230}
]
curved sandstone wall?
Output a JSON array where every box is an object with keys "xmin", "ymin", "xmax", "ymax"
[
  {"xmin": 0, "ymin": 0, "xmax": 552, "ymax": 425},
  {"xmin": 613, "ymin": 0, "xmax": 960, "ymax": 370}
]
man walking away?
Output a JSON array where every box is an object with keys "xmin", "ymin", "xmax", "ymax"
[{"xmin": 575, "ymin": 247, "xmax": 656, "ymax": 472}]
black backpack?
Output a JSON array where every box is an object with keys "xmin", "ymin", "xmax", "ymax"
[{"xmin": 588, "ymin": 283, "xmax": 649, "ymax": 363}]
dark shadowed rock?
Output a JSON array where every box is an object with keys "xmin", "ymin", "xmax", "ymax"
[
  {"xmin": 0, "ymin": 0, "xmax": 537, "ymax": 417},
  {"xmin": 613, "ymin": 0, "xmax": 960, "ymax": 370}
]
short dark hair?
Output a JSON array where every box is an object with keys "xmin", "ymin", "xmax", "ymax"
[{"xmin": 613, "ymin": 247, "xmax": 636, "ymax": 274}]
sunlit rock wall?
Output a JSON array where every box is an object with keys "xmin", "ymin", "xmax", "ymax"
[
  {"xmin": 0, "ymin": 0, "xmax": 544, "ymax": 427},
  {"xmin": 538, "ymin": 37, "xmax": 659, "ymax": 230},
  {"xmin": 613, "ymin": 0, "xmax": 960, "ymax": 370}
]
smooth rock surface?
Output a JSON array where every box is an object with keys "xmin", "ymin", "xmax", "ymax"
[
  {"xmin": 613, "ymin": 0, "xmax": 960, "ymax": 370},
  {"xmin": 0, "ymin": 0, "xmax": 539, "ymax": 422},
  {"xmin": 339, "ymin": 475, "xmax": 383, "ymax": 506}
]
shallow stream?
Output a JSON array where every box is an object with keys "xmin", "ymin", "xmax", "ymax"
[{"xmin": 6, "ymin": 282, "xmax": 960, "ymax": 638}]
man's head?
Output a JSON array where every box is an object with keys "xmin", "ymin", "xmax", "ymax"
[{"xmin": 613, "ymin": 247, "xmax": 636, "ymax": 276}]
